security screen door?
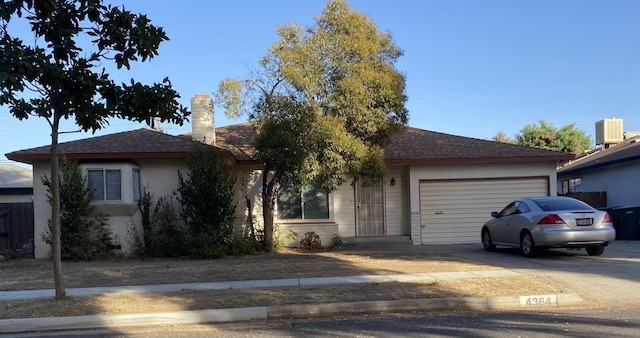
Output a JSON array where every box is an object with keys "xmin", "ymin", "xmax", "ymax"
[{"xmin": 356, "ymin": 179, "xmax": 385, "ymax": 236}]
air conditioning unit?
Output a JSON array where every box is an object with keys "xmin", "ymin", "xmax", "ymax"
[{"xmin": 595, "ymin": 118, "xmax": 623, "ymax": 147}]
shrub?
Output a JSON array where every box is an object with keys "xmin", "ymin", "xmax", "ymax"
[
  {"xmin": 329, "ymin": 233, "xmax": 343, "ymax": 249},
  {"xmin": 42, "ymin": 158, "xmax": 113, "ymax": 260},
  {"xmin": 299, "ymin": 231, "xmax": 322, "ymax": 251},
  {"xmin": 147, "ymin": 195, "xmax": 186, "ymax": 257},
  {"xmin": 177, "ymin": 143, "xmax": 237, "ymax": 258}
]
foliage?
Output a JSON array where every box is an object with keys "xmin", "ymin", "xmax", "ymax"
[
  {"xmin": 493, "ymin": 120, "xmax": 592, "ymax": 154},
  {"xmin": 0, "ymin": 0, "xmax": 188, "ymax": 297},
  {"xmin": 147, "ymin": 195, "xmax": 186, "ymax": 257},
  {"xmin": 517, "ymin": 120, "xmax": 592, "ymax": 154},
  {"xmin": 329, "ymin": 233, "xmax": 343, "ymax": 249},
  {"xmin": 299, "ymin": 231, "xmax": 322, "ymax": 251},
  {"xmin": 216, "ymin": 0, "xmax": 408, "ymax": 244},
  {"xmin": 177, "ymin": 143, "xmax": 237, "ymax": 259},
  {"xmin": 127, "ymin": 191, "xmax": 188, "ymax": 258},
  {"xmin": 225, "ymin": 230, "xmax": 263, "ymax": 256},
  {"xmin": 42, "ymin": 158, "xmax": 113, "ymax": 261},
  {"xmin": 491, "ymin": 132, "xmax": 517, "ymax": 144}
]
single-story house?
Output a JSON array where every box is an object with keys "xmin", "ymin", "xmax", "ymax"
[
  {"xmin": 0, "ymin": 163, "xmax": 34, "ymax": 254},
  {"xmin": 557, "ymin": 135, "xmax": 640, "ymax": 208},
  {"xmin": 6, "ymin": 95, "xmax": 572, "ymax": 258}
]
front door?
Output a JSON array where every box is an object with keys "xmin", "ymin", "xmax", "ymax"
[{"xmin": 356, "ymin": 179, "xmax": 385, "ymax": 236}]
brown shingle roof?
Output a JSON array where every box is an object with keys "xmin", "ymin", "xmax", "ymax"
[
  {"xmin": 214, "ymin": 123, "xmax": 257, "ymax": 162},
  {"xmin": 385, "ymin": 127, "xmax": 573, "ymax": 164},
  {"xmin": 6, "ymin": 129, "xmax": 209, "ymax": 164},
  {"xmin": 213, "ymin": 124, "xmax": 572, "ymax": 164},
  {"xmin": 557, "ymin": 136, "xmax": 640, "ymax": 175},
  {"xmin": 6, "ymin": 124, "xmax": 573, "ymax": 165}
]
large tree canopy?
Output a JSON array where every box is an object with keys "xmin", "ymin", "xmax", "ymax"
[
  {"xmin": 492, "ymin": 120, "xmax": 592, "ymax": 154},
  {"xmin": 1, "ymin": 0, "xmax": 188, "ymax": 297},
  {"xmin": 217, "ymin": 0, "xmax": 408, "ymax": 244}
]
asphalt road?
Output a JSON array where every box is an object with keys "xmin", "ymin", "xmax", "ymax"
[
  {"xmin": 433, "ymin": 240, "xmax": 640, "ymax": 302},
  {"xmin": 11, "ymin": 305, "xmax": 640, "ymax": 337}
]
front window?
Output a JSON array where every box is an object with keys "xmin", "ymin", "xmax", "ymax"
[
  {"xmin": 88, "ymin": 169, "xmax": 122, "ymax": 201},
  {"xmin": 277, "ymin": 185, "xmax": 329, "ymax": 220},
  {"xmin": 562, "ymin": 177, "xmax": 582, "ymax": 194}
]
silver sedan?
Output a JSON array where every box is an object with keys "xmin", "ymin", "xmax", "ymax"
[{"xmin": 481, "ymin": 196, "xmax": 616, "ymax": 257}]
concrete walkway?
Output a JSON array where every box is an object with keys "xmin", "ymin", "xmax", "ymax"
[{"xmin": 0, "ymin": 269, "xmax": 583, "ymax": 334}]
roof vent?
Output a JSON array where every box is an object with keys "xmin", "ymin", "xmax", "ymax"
[{"xmin": 595, "ymin": 118, "xmax": 623, "ymax": 149}]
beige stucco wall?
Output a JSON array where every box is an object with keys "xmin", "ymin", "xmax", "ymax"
[
  {"xmin": 31, "ymin": 159, "xmax": 188, "ymax": 258},
  {"xmin": 32, "ymin": 161, "xmax": 52, "ymax": 259},
  {"xmin": 233, "ymin": 166, "xmax": 412, "ymax": 242},
  {"xmin": 385, "ymin": 166, "xmax": 410, "ymax": 236}
]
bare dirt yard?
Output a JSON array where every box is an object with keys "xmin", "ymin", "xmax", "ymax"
[{"xmin": 0, "ymin": 241, "xmax": 563, "ymax": 319}]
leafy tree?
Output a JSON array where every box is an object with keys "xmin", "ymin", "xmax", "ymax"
[
  {"xmin": 0, "ymin": 1, "xmax": 188, "ymax": 297},
  {"xmin": 516, "ymin": 120, "xmax": 592, "ymax": 154},
  {"xmin": 556, "ymin": 123, "xmax": 593, "ymax": 154},
  {"xmin": 42, "ymin": 158, "xmax": 112, "ymax": 261},
  {"xmin": 491, "ymin": 131, "xmax": 517, "ymax": 144},
  {"xmin": 217, "ymin": 0, "xmax": 408, "ymax": 246},
  {"xmin": 177, "ymin": 143, "xmax": 237, "ymax": 258}
]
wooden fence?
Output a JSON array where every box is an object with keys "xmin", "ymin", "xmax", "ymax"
[
  {"xmin": 561, "ymin": 191, "xmax": 607, "ymax": 208},
  {"xmin": 0, "ymin": 202, "xmax": 34, "ymax": 255}
]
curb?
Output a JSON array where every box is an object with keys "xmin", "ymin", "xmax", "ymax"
[{"xmin": 0, "ymin": 292, "xmax": 583, "ymax": 334}]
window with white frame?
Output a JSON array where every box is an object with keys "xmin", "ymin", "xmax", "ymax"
[
  {"xmin": 132, "ymin": 169, "xmax": 141, "ymax": 202},
  {"xmin": 277, "ymin": 185, "xmax": 330, "ymax": 220},
  {"xmin": 88, "ymin": 169, "xmax": 122, "ymax": 201}
]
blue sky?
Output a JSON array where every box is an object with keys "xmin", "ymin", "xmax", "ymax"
[{"xmin": 2, "ymin": 0, "xmax": 640, "ymax": 165}]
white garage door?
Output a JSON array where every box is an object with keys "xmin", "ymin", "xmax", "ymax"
[{"xmin": 419, "ymin": 178, "xmax": 548, "ymax": 244}]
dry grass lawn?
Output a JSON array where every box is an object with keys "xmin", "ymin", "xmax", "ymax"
[{"xmin": 0, "ymin": 242, "xmax": 563, "ymax": 319}]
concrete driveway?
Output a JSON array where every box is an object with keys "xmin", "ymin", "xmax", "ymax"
[{"xmin": 434, "ymin": 240, "xmax": 640, "ymax": 302}]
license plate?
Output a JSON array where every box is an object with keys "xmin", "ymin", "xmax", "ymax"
[{"xmin": 576, "ymin": 218, "xmax": 593, "ymax": 226}]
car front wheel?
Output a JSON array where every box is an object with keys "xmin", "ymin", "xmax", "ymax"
[
  {"xmin": 520, "ymin": 232, "xmax": 537, "ymax": 258},
  {"xmin": 482, "ymin": 229, "xmax": 496, "ymax": 251},
  {"xmin": 585, "ymin": 246, "xmax": 605, "ymax": 256}
]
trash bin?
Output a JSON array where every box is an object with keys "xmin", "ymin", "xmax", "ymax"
[{"xmin": 607, "ymin": 206, "xmax": 640, "ymax": 240}]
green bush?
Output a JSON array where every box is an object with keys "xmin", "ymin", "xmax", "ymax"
[
  {"xmin": 177, "ymin": 143, "xmax": 237, "ymax": 258},
  {"xmin": 42, "ymin": 158, "xmax": 113, "ymax": 260},
  {"xmin": 329, "ymin": 233, "xmax": 343, "ymax": 249}
]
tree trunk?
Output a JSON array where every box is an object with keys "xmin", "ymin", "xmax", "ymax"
[
  {"xmin": 261, "ymin": 170, "xmax": 276, "ymax": 245},
  {"xmin": 50, "ymin": 116, "xmax": 66, "ymax": 298}
]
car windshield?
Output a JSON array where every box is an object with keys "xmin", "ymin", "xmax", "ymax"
[{"xmin": 532, "ymin": 198, "xmax": 593, "ymax": 211}]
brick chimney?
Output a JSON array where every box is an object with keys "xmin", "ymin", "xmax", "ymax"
[{"xmin": 190, "ymin": 94, "xmax": 215, "ymax": 146}]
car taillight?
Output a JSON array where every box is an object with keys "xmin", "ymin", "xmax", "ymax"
[
  {"xmin": 538, "ymin": 214, "xmax": 566, "ymax": 225},
  {"xmin": 603, "ymin": 212, "xmax": 613, "ymax": 223}
]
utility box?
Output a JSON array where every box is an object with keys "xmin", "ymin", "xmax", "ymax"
[{"xmin": 595, "ymin": 118, "xmax": 624, "ymax": 148}]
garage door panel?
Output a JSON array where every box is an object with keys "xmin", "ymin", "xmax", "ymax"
[{"xmin": 420, "ymin": 178, "xmax": 547, "ymax": 244}]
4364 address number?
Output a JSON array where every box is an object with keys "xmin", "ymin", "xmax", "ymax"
[{"xmin": 519, "ymin": 294, "xmax": 557, "ymax": 306}]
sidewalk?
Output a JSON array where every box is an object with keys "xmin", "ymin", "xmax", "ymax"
[{"xmin": 0, "ymin": 269, "xmax": 583, "ymax": 334}]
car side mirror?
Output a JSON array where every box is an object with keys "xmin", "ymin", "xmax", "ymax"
[{"xmin": 491, "ymin": 211, "xmax": 500, "ymax": 218}]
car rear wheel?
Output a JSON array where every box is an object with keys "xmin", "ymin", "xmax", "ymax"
[
  {"xmin": 520, "ymin": 232, "xmax": 537, "ymax": 258},
  {"xmin": 585, "ymin": 246, "xmax": 605, "ymax": 256},
  {"xmin": 482, "ymin": 229, "xmax": 496, "ymax": 251}
]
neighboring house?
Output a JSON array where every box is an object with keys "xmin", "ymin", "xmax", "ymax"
[
  {"xmin": 557, "ymin": 136, "xmax": 640, "ymax": 208},
  {"xmin": 0, "ymin": 163, "xmax": 34, "ymax": 254},
  {"xmin": 6, "ymin": 95, "xmax": 572, "ymax": 258}
]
